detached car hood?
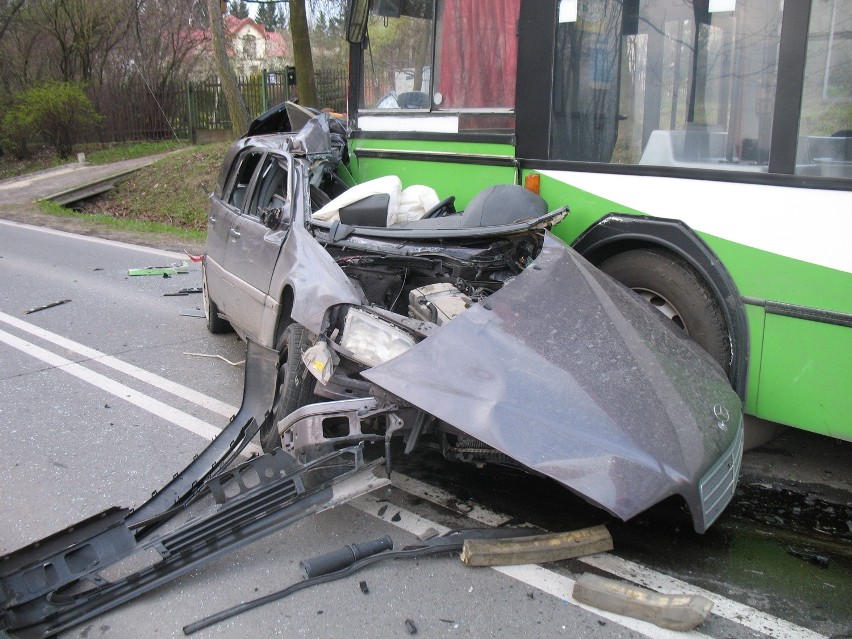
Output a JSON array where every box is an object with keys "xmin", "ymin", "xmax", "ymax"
[{"xmin": 364, "ymin": 234, "xmax": 742, "ymax": 528}]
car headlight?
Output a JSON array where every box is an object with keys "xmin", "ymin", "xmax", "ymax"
[{"xmin": 340, "ymin": 308, "xmax": 417, "ymax": 368}]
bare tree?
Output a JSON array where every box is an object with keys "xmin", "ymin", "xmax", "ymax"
[
  {"xmin": 123, "ymin": 0, "xmax": 209, "ymax": 92},
  {"xmin": 289, "ymin": 0, "xmax": 317, "ymax": 106},
  {"xmin": 206, "ymin": 0, "xmax": 250, "ymax": 134},
  {"xmin": 29, "ymin": 0, "xmax": 135, "ymax": 85},
  {"xmin": 0, "ymin": 0, "xmax": 25, "ymax": 43}
]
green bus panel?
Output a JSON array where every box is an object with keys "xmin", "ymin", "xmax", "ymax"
[
  {"xmin": 743, "ymin": 304, "xmax": 766, "ymax": 417},
  {"xmin": 757, "ymin": 314, "xmax": 851, "ymax": 440},
  {"xmin": 707, "ymin": 237, "xmax": 852, "ymax": 316},
  {"xmin": 350, "ymin": 155, "xmax": 516, "ymax": 207},
  {"xmin": 352, "ymin": 137, "xmax": 516, "ymax": 156}
]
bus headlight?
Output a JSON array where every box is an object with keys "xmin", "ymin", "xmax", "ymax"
[{"xmin": 340, "ymin": 308, "xmax": 417, "ymax": 368}]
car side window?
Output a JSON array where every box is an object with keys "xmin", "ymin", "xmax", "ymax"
[
  {"xmin": 247, "ymin": 156, "xmax": 290, "ymax": 227},
  {"xmin": 225, "ymin": 151, "xmax": 263, "ymax": 210}
]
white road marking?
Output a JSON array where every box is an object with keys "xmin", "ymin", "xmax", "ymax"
[
  {"xmin": 0, "ymin": 328, "xmax": 260, "ymax": 456},
  {"xmin": 350, "ymin": 492, "xmax": 711, "ymax": 639},
  {"xmin": 0, "ymin": 310, "xmax": 237, "ymax": 418},
  {"xmin": 0, "ymin": 219, "xmax": 188, "ymax": 260},
  {"xmin": 582, "ymin": 554, "xmax": 825, "ymax": 639},
  {"xmin": 390, "ymin": 471, "xmax": 513, "ymax": 527}
]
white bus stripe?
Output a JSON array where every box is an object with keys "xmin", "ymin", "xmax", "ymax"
[{"xmin": 0, "ymin": 310, "xmax": 238, "ymax": 418}]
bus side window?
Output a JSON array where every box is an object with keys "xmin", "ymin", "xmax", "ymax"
[
  {"xmin": 795, "ymin": 0, "xmax": 852, "ymax": 179},
  {"xmin": 550, "ymin": 0, "xmax": 783, "ymax": 172}
]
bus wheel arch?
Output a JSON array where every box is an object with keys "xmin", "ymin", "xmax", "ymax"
[{"xmin": 572, "ymin": 215, "xmax": 748, "ymax": 401}]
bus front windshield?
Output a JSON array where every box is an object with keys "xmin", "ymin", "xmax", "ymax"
[{"xmin": 359, "ymin": 0, "xmax": 519, "ymax": 130}]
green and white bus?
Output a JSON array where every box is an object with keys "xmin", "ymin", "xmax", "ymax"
[{"xmin": 341, "ymin": 0, "xmax": 851, "ymax": 440}]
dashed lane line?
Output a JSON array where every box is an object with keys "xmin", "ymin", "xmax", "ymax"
[
  {"xmin": 0, "ymin": 327, "xmax": 260, "ymax": 456},
  {"xmin": 0, "ymin": 310, "xmax": 237, "ymax": 418}
]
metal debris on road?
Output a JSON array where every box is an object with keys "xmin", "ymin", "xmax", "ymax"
[
  {"xmin": 127, "ymin": 261, "xmax": 189, "ymax": 276},
  {"xmin": 404, "ymin": 619, "xmax": 417, "ymax": 635},
  {"xmin": 359, "ymin": 580, "xmax": 369, "ymax": 594},
  {"xmin": 179, "ymin": 308, "xmax": 205, "ymax": 318},
  {"xmin": 164, "ymin": 287, "xmax": 203, "ymax": 297},
  {"xmin": 788, "ymin": 546, "xmax": 830, "ymax": 568},
  {"xmin": 24, "ymin": 299, "xmax": 71, "ymax": 314},
  {"xmin": 183, "ymin": 352, "xmax": 245, "ymax": 366}
]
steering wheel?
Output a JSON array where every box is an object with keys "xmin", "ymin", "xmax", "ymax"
[{"xmin": 423, "ymin": 195, "xmax": 457, "ymax": 219}]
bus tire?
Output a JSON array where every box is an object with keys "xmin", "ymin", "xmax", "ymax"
[
  {"xmin": 261, "ymin": 322, "xmax": 317, "ymax": 453},
  {"xmin": 597, "ymin": 248, "xmax": 730, "ymax": 374}
]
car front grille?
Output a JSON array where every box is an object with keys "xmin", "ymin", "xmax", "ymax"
[{"xmin": 698, "ymin": 418, "xmax": 744, "ymax": 531}]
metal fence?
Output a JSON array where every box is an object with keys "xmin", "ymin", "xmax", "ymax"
[{"xmin": 90, "ymin": 66, "xmax": 347, "ymax": 144}]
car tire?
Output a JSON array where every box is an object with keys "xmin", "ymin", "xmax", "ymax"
[
  {"xmin": 597, "ymin": 248, "xmax": 730, "ymax": 374},
  {"xmin": 261, "ymin": 323, "xmax": 318, "ymax": 453},
  {"xmin": 202, "ymin": 262, "xmax": 232, "ymax": 334}
]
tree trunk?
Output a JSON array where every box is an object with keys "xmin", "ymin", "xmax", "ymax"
[
  {"xmin": 206, "ymin": 0, "xmax": 250, "ymax": 135},
  {"xmin": 289, "ymin": 0, "xmax": 317, "ymax": 107}
]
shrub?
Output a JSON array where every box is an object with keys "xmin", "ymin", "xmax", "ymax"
[
  {"xmin": 3, "ymin": 82, "xmax": 102, "ymax": 159},
  {"xmin": 0, "ymin": 104, "xmax": 35, "ymax": 159}
]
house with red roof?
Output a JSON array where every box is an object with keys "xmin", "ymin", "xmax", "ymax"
[
  {"xmin": 191, "ymin": 16, "xmax": 291, "ymax": 78},
  {"xmin": 225, "ymin": 16, "xmax": 291, "ymax": 75}
]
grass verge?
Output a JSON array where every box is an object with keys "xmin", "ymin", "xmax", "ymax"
[
  {"xmin": 36, "ymin": 141, "xmax": 230, "ymax": 238},
  {"xmin": 37, "ymin": 199, "xmax": 206, "ymax": 242}
]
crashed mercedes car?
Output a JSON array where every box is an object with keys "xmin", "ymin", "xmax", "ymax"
[
  {"xmin": 0, "ymin": 105, "xmax": 744, "ymax": 638},
  {"xmin": 203, "ymin": 104, "xmax": 744, "ymax": 535}
]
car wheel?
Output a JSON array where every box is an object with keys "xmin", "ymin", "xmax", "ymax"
[
  {"xmin": 261, "ymin": 323, "xmax": 318, "ymax": 453},
  {"xmin": 597, "ymin": 248, "xmax": 730, "ymax": 374},
  {"xmin": 202, "ymin": 262, "xmax": 232, "ymax": 334}
]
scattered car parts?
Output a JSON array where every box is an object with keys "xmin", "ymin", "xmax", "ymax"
[{"xmin": 572, "ymin": 573, "xmax": 714, "ymax": 631}]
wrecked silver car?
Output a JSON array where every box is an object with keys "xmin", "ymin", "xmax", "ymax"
[{"xmin": 203, "ymin": 105, "xmax": 744, "ymax": 534}]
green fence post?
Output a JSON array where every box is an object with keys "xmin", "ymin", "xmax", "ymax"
[
  {"xmin": 262, "ymin": 68, "xmax": 269, "ymax": 112},
  {"xmin": 186, "ymin": 80, "xmax": 196, "ymax": 144}
]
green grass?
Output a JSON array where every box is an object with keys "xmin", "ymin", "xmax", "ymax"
[
  {"xmin": 37, "ymin": 198, "xmax": 206, "ymax": 241},
  {"xmin": 36, "ymin": 141, "xmax": 231, "ymax": 236},
  {"xmin": 86, "ymin": 139, "xmax": 186, "ymax": 164}
]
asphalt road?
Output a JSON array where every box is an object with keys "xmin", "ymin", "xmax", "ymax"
[{"xmin": 0, "ymin": 166, "xmax": 849, "ymax": 639}]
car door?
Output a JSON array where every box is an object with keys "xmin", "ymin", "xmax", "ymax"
[
  {"xmin": 205, "ymin": 149, "xmax": 264, "ymax": 317},
  {"xmin": 221, "ymin": 154, "xmax": 292, "ymax": 339}
]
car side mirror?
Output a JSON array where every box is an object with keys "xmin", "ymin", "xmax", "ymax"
[{"xmin": 259, "ymin": 206, "xmax": 286, "ymax": 229}]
